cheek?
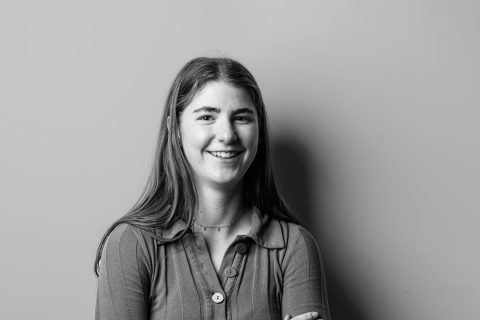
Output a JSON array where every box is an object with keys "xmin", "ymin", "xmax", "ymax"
[
  {"xmin": 244, "ymin": 127, "xmax": 259, "ymax": 151},
  {"xmin": 182, "ymin": 127, "xmax": 211, "ymax": 155}
]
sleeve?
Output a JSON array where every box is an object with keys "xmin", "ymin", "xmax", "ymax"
[
  {"xmin": 281, "ymin": 225, "xmax": 331, "ymax": 320},
  {"xmin": 95, "ymin": 224, "xmax": 151, "ymax": 320}
]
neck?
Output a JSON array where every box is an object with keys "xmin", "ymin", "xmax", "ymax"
[{"xmin": 195, "ymin": 182, "xmax": 246, "ymax": 226}]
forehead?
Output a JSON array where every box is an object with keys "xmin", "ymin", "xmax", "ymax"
[{"xmin": 184, "ymin": 81, "xmax": 255, "ymax": 113}]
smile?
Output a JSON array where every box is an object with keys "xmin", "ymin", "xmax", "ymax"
[{"xmin": 207, "ymin": 151, "xmax": 242, "ymax": 159}]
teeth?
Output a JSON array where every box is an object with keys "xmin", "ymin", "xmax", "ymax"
[{"xmin": 210, "ymin": 151, "xmax": 239, "ymax": 159}]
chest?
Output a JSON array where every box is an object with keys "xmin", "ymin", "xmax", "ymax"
[
  {"xmin": 202, "ymin": 234, "xmax": 236, "ymax": 276},
  {"xmin": 149, "ymin": 234, "xmax": 284, "ymax": 320}
]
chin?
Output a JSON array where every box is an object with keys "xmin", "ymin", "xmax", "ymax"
[{"xmin": 209, "ymin": 175, "xmax": 243, "ymax": 188}]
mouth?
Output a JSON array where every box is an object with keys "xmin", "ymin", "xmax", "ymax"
[{"xmin": 207, "ymin": 151, "xmax": 243, "ymax": 159}]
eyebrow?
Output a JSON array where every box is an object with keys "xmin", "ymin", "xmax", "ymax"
[
  {"xmin": 192, "ymin": 106, "xmax": 255, "ymax": 115},
  {"xmin": 193, "ymin": 106, "xmax": 220, "ymax": 113}
]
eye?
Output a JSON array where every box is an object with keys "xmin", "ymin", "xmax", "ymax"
[
  {"xmin": 234, "ymin": 115, "xmax": 251, "ymax": 123},
  {"xmin": 197, "ymin": 115, "xmax": 213, "ymax": 121}
]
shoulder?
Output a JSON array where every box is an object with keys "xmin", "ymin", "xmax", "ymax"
[
  {"xmin": 106, "ymin": 223, "xmax": 148, "ymax": 247},
  {"xmin": 271, "ymin": 219, "xmax": 321, "ymax": 260},
  {"xmin": 103, "ymin": 223, "xmax": 157, "ymax": 266},
  {"xmin": 253, "ymin": 210, "xmax": 320, "ymax": 251},
  {"xmin": 295, "ymin": 223, "xmax": 318, "ymax": 247},
  {"xmin": 272, "ymin": 220, "xmax": 325, "ymax": 273},
  {"xmin": 269, "ymin": 218, "xmax": 319, "ymax": 250},
  {"xmin": 97, "ymin": 224, "xmax": 154, "ymax": 297}
]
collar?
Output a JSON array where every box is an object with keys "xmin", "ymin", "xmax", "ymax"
[{"xmin": 157, "ymin": 207, "xmax": 286, "ymax": 249}]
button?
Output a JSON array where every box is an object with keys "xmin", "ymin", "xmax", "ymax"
[
  {"xmin": 212, "ymin": 292, "xmax": 224, "ymax": 303},
  {"xmin": 235, "ymin": 242, "xmax": 247, "ymax": 255},
  {"xmin": 224, "ymin": 267, "xmax": 238, "ymax": 278}
]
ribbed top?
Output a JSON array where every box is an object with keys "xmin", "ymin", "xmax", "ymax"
[{"xmin": 95, "ymin": 210, "xmax": 330, "ymax": 320}]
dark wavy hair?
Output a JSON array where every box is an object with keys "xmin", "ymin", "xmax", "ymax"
[{"xmin": 94, "ymin": 57, "xmax": 297, "ymax": 276}]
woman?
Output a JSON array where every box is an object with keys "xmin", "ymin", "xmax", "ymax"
[{"xmin": 94, "ymin": 57, "xmax": 330, "ymax": 320}]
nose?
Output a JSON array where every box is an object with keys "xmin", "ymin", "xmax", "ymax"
[{"xmin": 215, "ymin": 118, "xmax": 238, "ymax": 143}]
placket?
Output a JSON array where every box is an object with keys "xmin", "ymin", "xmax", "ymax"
[
  {"xmin": 222, "ymin": 236, "xmax": 250, "ymax": 320},
  {"xmin": 188, "ymin": 233, "xmax": 251, "ymax": 320}
]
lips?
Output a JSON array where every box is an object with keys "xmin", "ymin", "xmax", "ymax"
[{"xmin": 207, "ymin": 151, "xmax": 242, "ymax": 159}]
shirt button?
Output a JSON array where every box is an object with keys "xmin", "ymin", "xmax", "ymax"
[
  {"xmin": 235, "ymin": 242, "xmax": 247, "ymax": 255},
  {"xmin": 212, "ymin": 292, "xmax": 224, "ymax": 303},
  {"xmin": 224, "ymin": 267, "xmax": 238, "ymax": 278}
]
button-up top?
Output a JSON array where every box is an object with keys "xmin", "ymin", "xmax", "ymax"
[{"xmin": 95, "ymin": 209, "xmax": 331, "ymax": 320}]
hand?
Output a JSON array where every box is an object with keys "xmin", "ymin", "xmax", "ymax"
[{"xmin": 283, "ymin": 311, "xmax": 321, "ymax": 320}]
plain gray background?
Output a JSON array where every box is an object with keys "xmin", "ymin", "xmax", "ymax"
[{"xmin": 1, "ymin": 0, "xmax": 479, "ymax": 319}]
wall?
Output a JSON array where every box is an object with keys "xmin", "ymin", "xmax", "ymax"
[{"xmin": 1, "ymin": 1, "xmax": 479, "ymax": 319}]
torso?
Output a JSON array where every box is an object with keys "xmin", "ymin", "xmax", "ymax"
[{"xmin": 96, "ymin": 211, "xmax": 331, "ymax": 320}]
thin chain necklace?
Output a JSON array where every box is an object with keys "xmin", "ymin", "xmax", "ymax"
[{"xmin": 194, "ymin": 210, "xmax": 245, "ymax": 232}]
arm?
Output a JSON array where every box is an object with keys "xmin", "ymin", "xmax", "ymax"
[
  {"xmin": 95, "ymin": 224, "xmax": 151, "ymax": 320},
  {"xmin": 281, "ymin": 225, "xmax": 331, "ymax": 320}
]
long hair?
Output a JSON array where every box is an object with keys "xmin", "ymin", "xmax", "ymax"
[{"xmin": 94, "ymin": 57, "xmax": 297, "ymax": 276}]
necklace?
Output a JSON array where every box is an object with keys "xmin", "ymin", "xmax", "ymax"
[{"xmin": 194, "ymin": 210, "xmax": 245, "ymax": 232}]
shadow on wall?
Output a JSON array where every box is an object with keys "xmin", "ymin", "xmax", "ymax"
[{"xmin": 272, "ymin": 132, "xmax": 365, "ymax": 320}]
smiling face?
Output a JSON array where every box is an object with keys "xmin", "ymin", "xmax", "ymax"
[{"xmin": 178, "ymin": 81, "xmax": 259, "ymax": 190}]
